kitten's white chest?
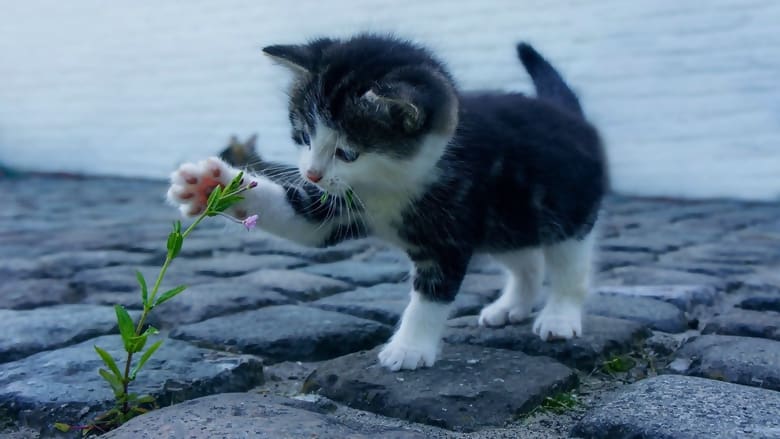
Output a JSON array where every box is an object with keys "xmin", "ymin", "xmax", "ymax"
[{"xmin": 362, "ymin": 194, "xmax": 407, "ymax": 246}]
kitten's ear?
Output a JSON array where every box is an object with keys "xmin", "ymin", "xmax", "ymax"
[
  {"xmin": 245, "ymin": 134, "xmax": 258, "ymax": 151},
  {"xmin": 361, "ymin": 85, "xmax": 426, "ymax": 134},
  {"xmin": 229, "ymin": 135, "xmax": 239, "ymax": 145},
  {"xmin": 262, "ymin": 45, "xmax": 312, "ymax": 74},
  {"xmin": 262, "ymin": 39, "xmax": 334, "ymax": 74}
]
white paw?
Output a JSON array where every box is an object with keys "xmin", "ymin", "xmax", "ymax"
[
  {"xmin": 167, "ymin": 157, "xmax": 238, "ymax": 217},
  {"xmin": 378, "ymin": 338, "xmax": 438, "ymax": 371},
  {"xmin": 532, "ymin": 303, "xmax": 582, "ymax": 341},
  {"xmin": 478, "ymin": 300, "xmax": 530, "ymax": 327}
]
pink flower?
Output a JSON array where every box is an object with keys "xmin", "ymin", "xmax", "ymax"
[
  {"xmin": 248, "ymin": 181, "xmax": 258, "ymax": 189},
  {"xmin": 242, "ymin": 214, "xmax": 258, "ymax": 231}
]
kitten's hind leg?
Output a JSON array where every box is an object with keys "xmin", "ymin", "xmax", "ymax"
[
  {"xmin": 533, "ymin": 233, "xmax": 594, "ymax": 341},
  {"xmin": 479, "ymin": 248, "xmax": 544, "ymax": 327}
]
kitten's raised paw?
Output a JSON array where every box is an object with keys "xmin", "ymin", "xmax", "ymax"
[
  {"xmin": 167, "ymin": 157, "xmax": 236, "ymax": 217},
  {"xmin": 378, "ymin": 339, "xmax": 437, "ymax": 371},
  {"xmin": 532, "ymin": 304, "xmax": 582, "ymax": 341},
  {"xmin": 478, "ymin": 300, "xmax": 530, "ymax": 327}
]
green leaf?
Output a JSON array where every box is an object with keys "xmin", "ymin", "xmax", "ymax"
[
  {"xmin": 226, "ymin": 171, "xmax": 244, "ymax": 193},
  {"xmin": 214, "ymin": 195, "xmax": 244, "ymax": 212},
  {"xmin": 130, "ymin": 340, "xmax": 163, "ymax": 380},
  {"xmin": 94, "ymin": 345, "xmax": 122, "ymax": 380},
  {"xmin": 174, "ymin": 220, "xmax": 182, "ymax": 233},
  {"xmin": 53, "ymin": 423, "xmax": 71, "ymax": 433},
  {"xmin": 320, "ymin": 192, "xmax": 329, "ymax": 204},
  {"xmin": 206, "ymin": 185, "xmax": 223, "ymax": 211},
  {"xmin": 127, "ymin": 334, "xmax": 147, "ymax": 354},
  {"xmin": 154, "ymin": 285, "xmax": 187, "ymax": 307},
  {"xmin": 114, "ymin": 305, "xmax": 136, "ymax": 351},
  {"xmin": 137, "ymin": 394, "xmax": 156, "ymax": 404},
  {"xmin": 99, "ymin": 368, "xmax": 125, "ymax": 397},
  {"xmin": 135, "ymin": 270, "xmax": 149, "ymax": 307},
  {"xmin": 166, "ymin": 231, "xmax": 183, "ymax": 259},
  {"xmin": 141, "ymin": 325, "xmax": 159, "ymax": 336}
]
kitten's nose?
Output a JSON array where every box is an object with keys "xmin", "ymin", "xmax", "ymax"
[{"xmin": 306, "ymin": 169, "xmax": 323, "ymax": 183}]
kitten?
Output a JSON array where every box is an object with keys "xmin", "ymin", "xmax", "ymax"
[
  {"xmin": 218, "ymin": 134, "xmax": 299, "ymax": 185},
  {"xmin": 218, "ymin": 134, "xmax": 262, "ymax": 170},
  {"xmin": 167, "ymin": 35, "xmax": 607, "ymax": 371}
]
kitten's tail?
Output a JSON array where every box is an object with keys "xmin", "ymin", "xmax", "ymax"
[{"xmin": 517, "ymin": 43, "xmax": 583, "ymax": 117}]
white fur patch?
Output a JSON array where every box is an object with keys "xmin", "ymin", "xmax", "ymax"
[
  {"xmin": 378, "ymin": 290, "xmax": 451, "ymax": 371},
  {"xmin": 532, "ymin": 234, "xmax": 594, "ymax": 340},
  {"xmin": 301, "ymin": 116, "xmax": 450, "ymax": 247},
  {"xmin": 532, "ymin": 300, "xmax": 583, "ymax": 340},
  {"xmin": 479, "ymin": 249, "xmax": 543, "ymax": 327}
]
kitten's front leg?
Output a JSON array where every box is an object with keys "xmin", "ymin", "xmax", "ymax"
[
  {"xmin": 166, "ymin": 157, "xmax": 338, "ymax": 246},
  {"xmin": 378, "ymin": 255, "xmax": 469, "ymax": 371}
]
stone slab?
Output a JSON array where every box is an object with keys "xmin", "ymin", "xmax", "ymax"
[
  {"xmin": 70, "ymin": 265, "xmax": 212, "ymax": 294},
  {"xmin": 702, "ymin": 308, "xmax": 780, "ymax": 341},
  {"xmin": 444, "ymin": 314, "xmax": 649, "ymax": 369},
  {"xmin": 0, "ymin": 257, "xmax": 40, "ymax": 280},
  {"xmin": 0, "ymin": 304, "xmax": 133, "ymax": 363},
  {"xmin": 243, "ymin": 234, "xmax": 371, "ymax": 263},
  {"xmin": 170, "ymin": 253, "xmax": 308, "ymax": 278},
  {"xmin": 596, "ymin": 250, "xmax": 655, "ymax": 272},
  {"xmin": 738, "ymin": 294, "xmax": 780, "ymax": 313},
  {"xmin": 171, "ymin": 305, "xmax": 392, "ymax": 363},
  {"xmin": 0, "ymin": 279, "xmax": 80, "ymax": 310},
  {"xmin": 304, "ymin": 344, "xmax": 577, "ymax": 432},
  {"xmin": 0, "ymin": 335, "xmax": 263, "ymax": 436},
  {"xmin": 301, "ymin": 259, "xmax": 409, "ymax": 286},
  {"xmin": 148, "ymin": 280, "xmax": 293, "ymax": 328},
  {"xmin": 311, "ymin": 283, "xmax": 493, "ymax": 325},
  {"xmin": 34, "ymin": 250, "xmax": 153, "ymax": 279},
  {"xmin": 600, "ymin": 267, "xmax": 724, "ymax": 289},
  {"xmin": 671, "ymin": 334, "xmax": 780, "ymax": 391},
  {"xmin": 103, "ymin": 393, "xmax": 426, "ymax": 439},
  {"xmin": 597, "ymin": 284, "xmax": 721, "ymax": 311},
  {"xmin": 232, "ymin": 269, "xmax": 352, "ymax": 301},
  {"xmin": 573, "ymin": 375, "xmax": 780, "ymax": 439},
  {"xmin": 585, "ymin": 293, "xmax": 688, "ymax": 333}
]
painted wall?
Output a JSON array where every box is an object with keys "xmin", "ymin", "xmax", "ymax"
[{"xmin": 1, "ymin": 0, "xmax": 778, "ymax": 199}]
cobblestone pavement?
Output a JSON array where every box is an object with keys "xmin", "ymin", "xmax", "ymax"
[{"xmin": 1, "ymin": 175, "xmax": 779, "ymax": 438}]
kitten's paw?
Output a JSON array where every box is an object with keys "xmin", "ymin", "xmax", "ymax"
[
  {"xmin": 478, "ymin": 300, "xmax": 530, "ymax": 327},
  {"xmin": 532, "ymin": 303, "xmax": 582, "ymax": 341},
  {"xmin": 167, "ymin": 157, "xmax": 237, "ymax": 217},
  {"xmin": 378, "ymin": 338, "xmax": 438, "ymax": 371}
]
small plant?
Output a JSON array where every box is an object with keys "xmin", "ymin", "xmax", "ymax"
[
  {"xmin": 539, "ymin": 392, "xmax": 580, "ymax": 414},
  {"xmin": 601, "ymin": 354, "xmax": 637, "ymax": 376},
  {"xmin": 55, "ymin": 172, "xmax": 257, "ymax": 435},
  {"xmin": 522, "ymin": 391, "xmax": 581, "ymax": 421}
]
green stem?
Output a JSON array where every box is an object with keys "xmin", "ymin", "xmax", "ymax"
[{"xmin": 116, "ymin": 182, "xmax": 249, "ymax": 416}]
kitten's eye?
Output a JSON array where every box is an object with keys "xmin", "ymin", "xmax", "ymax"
[
  {"xmin": 335, "ymin": 148, "xmax": 359, "ymax": 162},
  {"xmin": 301, "ymin": 131, "xmax": 311, "ymax": 147}
]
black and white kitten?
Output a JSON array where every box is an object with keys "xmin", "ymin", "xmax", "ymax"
[{"xmin": 167, "ymin": 35, "xmax": 607, "ymax": 371}]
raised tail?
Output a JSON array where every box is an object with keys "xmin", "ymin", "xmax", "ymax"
[{"xmin": 517, "ymin": 42, "xmax": 583, "ymax": 117}]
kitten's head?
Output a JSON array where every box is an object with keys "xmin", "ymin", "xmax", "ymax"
[
  {"xmin": 219, "ymin": 134, "xmax": 260, "ymax": 168},
  {"xmin": 263, "ymin": 34, "xmax": 459, "ymax": 196}
]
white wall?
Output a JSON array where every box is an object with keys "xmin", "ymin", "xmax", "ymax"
[{"xmin": 0, "ymin": 0, "xmax": 778, "ymax": 200}]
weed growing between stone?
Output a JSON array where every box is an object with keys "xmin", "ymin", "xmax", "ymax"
[
  {"xmin": 54, "ymin": 172, "xmax": 256, "ymax": 435},
  {"xmin": 600, "ymin": 355, "xmax": 637, "ymax": 376},
  {"xmin": 540, "ymin": 392, "xmax": 580, "ymax": 414},
  {"xmin": 522, "ymin": 391, "xmax": 582, "ymax": 421}
]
